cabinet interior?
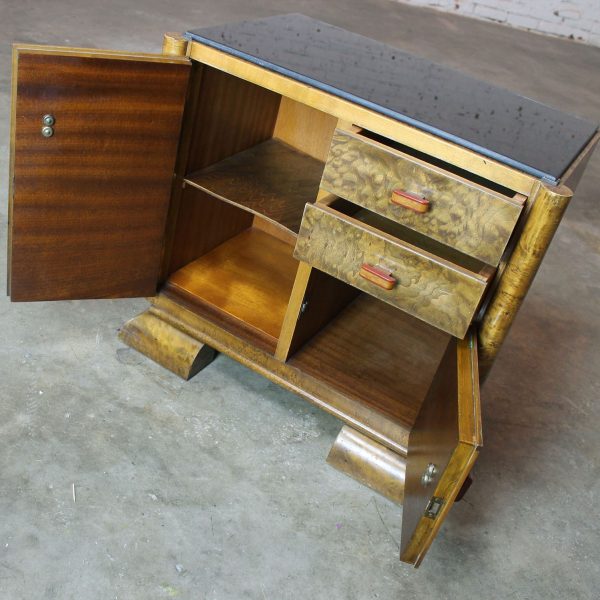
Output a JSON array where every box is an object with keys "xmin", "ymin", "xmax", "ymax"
[
  {"xmin": 289, "ymin": 288, "xmax": 451, "ymax": 429},
  {"xmin": 162, "ymin": 65, "xmax": 337, "ymax": 353},
  {"xmin": 161, "ymin": 64, "xmax": 455, "ymax": 430}
]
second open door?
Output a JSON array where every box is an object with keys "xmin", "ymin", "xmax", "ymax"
[{"xmin": 400, "ymin": 329, "xmax": 482, "ymax": 566}]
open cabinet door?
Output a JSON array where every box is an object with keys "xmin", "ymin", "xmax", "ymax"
[
  {"xmin": 400, "ymin": 329, "xmax": 482, "ymax": 566},
  {"xmin": 8, "ymin": 45, "xmax": 190, "ymax": 301}
]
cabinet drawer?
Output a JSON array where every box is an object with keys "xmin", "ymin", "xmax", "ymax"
[
  {"xmin": 294, "ymin": 203, "xmax": 493, "ymax": 338},
  {"xmin": 320, "ymin": 129, "xmax": 524, "ymax": 266}
]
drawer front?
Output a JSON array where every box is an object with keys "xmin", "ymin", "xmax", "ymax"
[
  {"xmin": 294, "ymin": 204, "xmax": 491, "ymax": 338},
  {"xmin": 320, "ymin": 130, "xmax": 523, "ymax": 266}
]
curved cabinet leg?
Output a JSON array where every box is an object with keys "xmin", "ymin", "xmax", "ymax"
[
  {"xmin": 119, "ymin": 305, "xmax": 217, "ymax": 380},
  {"xmin": 327, "ymin": 426, "xmax": 406, "ymax": 505}
]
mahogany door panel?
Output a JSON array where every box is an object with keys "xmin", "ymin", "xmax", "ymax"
[{"xmin": 8, "ymin": 46, "xmax": 190, "ymax": 301}]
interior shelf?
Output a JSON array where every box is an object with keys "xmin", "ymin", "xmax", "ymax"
[
  {"xmin": 184, "ymin": 139, "xmax": 325, "ymax": 234},
  {"xmin": 164, "ymin": 228, "xmax": 298, "ymax": 353},
  {"xmin": 288, "ymin": 294, "xmax": 451, "ymax": 429}
]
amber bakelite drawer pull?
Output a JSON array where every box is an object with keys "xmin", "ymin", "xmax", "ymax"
[
  {"xmin": 390, "ymin": 189, "xmax": 430, "ymax": 213},
  {"xmin": 359, "ymin": 263, "xmax": 396, "ymax": 290}
]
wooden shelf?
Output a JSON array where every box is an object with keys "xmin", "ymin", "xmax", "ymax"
[
  {"xmin": 164, "ymin": 228, "xmax": 298, "ymax": 353},
  {"xmin": 184, "ymin": 139, "xmax": 324, "ymax": 234},
  {"xmin": 288, "ymin": 294, "xmax": 451, "ymax": 430}
]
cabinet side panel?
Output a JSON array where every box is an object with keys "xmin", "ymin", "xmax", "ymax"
[{"xmin": 9, "ymin": 50, "xmax": 190, "ymax": 301}]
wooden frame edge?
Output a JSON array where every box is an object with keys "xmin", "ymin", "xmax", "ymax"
[
  {"xmin": 7, "ymin": 45, "xmax": 19, "ymax": 297},
  {"xmin": 11, "ymin": 42, "xmax": 190, "ymax": 64}
]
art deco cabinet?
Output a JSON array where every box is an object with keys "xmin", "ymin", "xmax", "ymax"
[{"xmin": 7, "ymin": 14, "xmax": 598, "ymax": 566}]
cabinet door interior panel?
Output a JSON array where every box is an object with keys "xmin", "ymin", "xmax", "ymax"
[{"xmin": 9, "ymin": 46, "xmax": 190, "ymax": 301}]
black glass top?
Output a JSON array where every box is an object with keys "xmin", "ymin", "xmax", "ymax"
[{"xmin": 187, "ymin": 14, "xmax": 597, "ymax": 183}]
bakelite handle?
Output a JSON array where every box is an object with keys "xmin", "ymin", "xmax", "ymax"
[
  {"xmin": 390, "ymin": 189, "xmax": 430, "ymax": 213},
  {"xmin": 359, "ymin": 263, "xmax": 396, "ymax": 290}
]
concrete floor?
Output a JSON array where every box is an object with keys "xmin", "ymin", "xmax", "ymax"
[{"xmin": 0, "ymin": 1, "xmax": 598, "ymax": 598}]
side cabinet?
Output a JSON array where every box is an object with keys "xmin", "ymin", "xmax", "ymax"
[{"xmin": 8, "ymin": 15, "xmax": 597, "ymax": 567}]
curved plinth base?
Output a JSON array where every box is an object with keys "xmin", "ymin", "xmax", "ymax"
[
  {"xmin": 119, "ymin": 303, "xmax": 217, "ymax": 380},
  {"xmin": 327, "ymin": 426, "xmax": 406, "ymax": 505}
]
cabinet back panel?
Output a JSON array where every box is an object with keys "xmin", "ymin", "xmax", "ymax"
[
  {"xmin": 165, "ymin": 67, "xmax": 281, "ymax": 277},
  {"xmin": 186, "ymin": 66, "xmax": 281, "ymax": 173},
  {"xmin": 273, "ymin": 97, "xmax": 337, "ymax": 162},
  {"xmin": 9, "ymin": 49, "xmax": 190, "ymax": 301},
  {"xmin": 167, "ymin": 185, "xmax": 253, "ymax": 274}
]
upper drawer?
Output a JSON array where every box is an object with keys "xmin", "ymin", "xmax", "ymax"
[
  {"xmin": 294, "ymin": 202, "xmax": 493, "ymax": 338},
  {"xmin": 320, "ymin": 129, "xmax": 525, "ymax": 266}
]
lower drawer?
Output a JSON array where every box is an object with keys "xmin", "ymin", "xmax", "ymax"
[{"xmin": 294, "ymin": 203, "xmax": 493, "ymax": 338}]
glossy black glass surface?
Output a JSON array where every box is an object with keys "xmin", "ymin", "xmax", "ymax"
[{"xmin": 187, "ymin": 14, "xmax": 597, "ymax": 182}]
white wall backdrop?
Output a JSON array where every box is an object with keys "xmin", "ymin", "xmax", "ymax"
[{"xmin": 395, "ymin": 1, "xmax": 600, "ymax": 46}]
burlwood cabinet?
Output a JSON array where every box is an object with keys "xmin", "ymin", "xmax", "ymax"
[{"xmin": 7, "ymin": 15, "xmax": 598, "ymax": 566}]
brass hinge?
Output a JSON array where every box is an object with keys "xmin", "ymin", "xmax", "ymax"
[{"xmin": 424, "ymin": 496, "xmax": 444, "ymax": 519}]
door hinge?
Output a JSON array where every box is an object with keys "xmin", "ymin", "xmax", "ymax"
[{"xmin": 424, "ymin": 496, "xmax": 444, "ymax": 519}]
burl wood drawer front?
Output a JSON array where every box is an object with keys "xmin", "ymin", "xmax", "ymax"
[
  {"xmin": 320, "ymin": 129, "xmax": 524, "ymax": 266},
  {"xmin": 294, "ymin": 204, "xmax": 491, "ymax": 338}
]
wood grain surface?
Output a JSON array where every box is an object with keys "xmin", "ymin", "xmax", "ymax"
[
  {"xmin": 185, "ymin": 139, "xmax": 324, "ymax": 234},
  {"xmin": 119, "ymin": 309, "xmax": 216, "ymax": 380},
  {"xmin": 164, "ymin": 65, "xmax": 281, "ymax": 278},
  {"xmin": 400, "ymin": 330, "xmax": 482, "ymax": 566},
  {"xmin": 273, "ymin": 96, "xmax": 337, "ymax": 162},
  {"xmin": 9, "ymin": 46, "xmax": 190, "ymax": 300},
  {"xmin": 289, "ymin": 294, "xmax": 450, "ymax": 430},
  {"xmin": 165, "ymin": 228, "xmax": 297, "ymax": 353},
  {"xmin": 321, "ymin": 130, "xmax": 524, "ymax": 265},
  {"xmin": 294, "ymin": 204, "xmax": 491, "ymax": 338},
  {"xmin": 167, "ymin": 185, "xmax": 254, "ymax": 275},
  {"xmin": 275, "ymin": 263, "xmax": 359, "ymax": 361},
  {"xmin": 129, "ymin": 293, "xmax": 415, "ymax": 454},
  {"xmin": 327, "ymin": 425, "xmax": 406, "ymax": 505},
  {"xmin": 185, "ymin": 66, "xmax": 281, "ymax": 174},
  {"xmin": 478, "ymin": 182, "xmax": 573, "ymax": 378},
  {"xmin": 162, "ymin": 32, "xmax": 189, "ymax": 57},
  {"xmin": 189, "ymin": 41, "xmax": 537, "ymax": 195}
]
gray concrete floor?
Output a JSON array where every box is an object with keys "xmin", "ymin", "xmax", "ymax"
[{"xmin": 0, "ymin": 1, "xmax": 598, "ymax": 598}]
